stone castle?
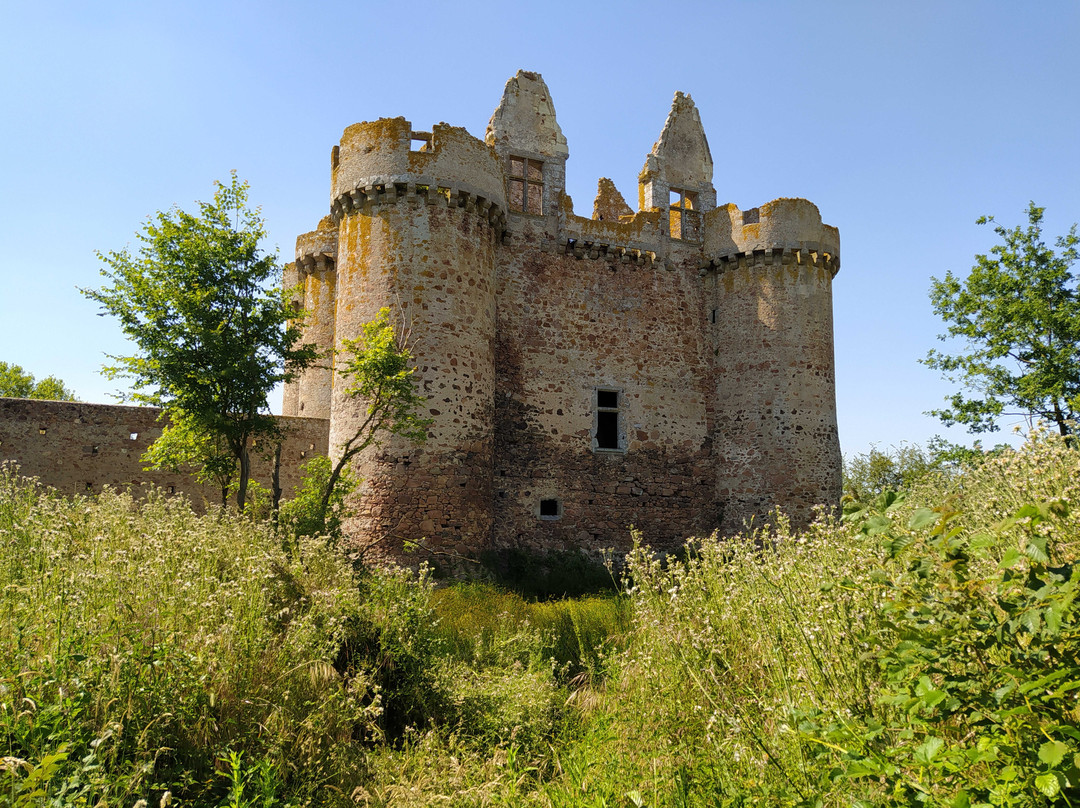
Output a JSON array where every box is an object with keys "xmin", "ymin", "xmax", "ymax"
[
  {"xmin": 0, "ymin": 71, "xmax": 840, "ymax": 561},
  {"xmin": 282, "ymin": 70, "xmax": 841, "ymax": 560}
]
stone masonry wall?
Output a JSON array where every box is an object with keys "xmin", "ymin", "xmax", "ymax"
[
  {"xmin": 0, "ymin": 398, "xmax": 329, "ymax": 506},
  {"xmin": 492, "ymin": 213, "xmax": 719, "ymax": 557}
]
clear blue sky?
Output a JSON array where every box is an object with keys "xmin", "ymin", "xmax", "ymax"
[{"xmin": 2, "ymin": 1, "xmax": 1077, "ymax": 459}]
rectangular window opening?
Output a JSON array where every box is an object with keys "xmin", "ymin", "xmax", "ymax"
[
  {"xmin": 595, "ymin": 388, "xmax": 622, "ymax": 451},
  {"xmin": 129, "ymin": 432, "xmax": 138, "ymax": 441},
  {"xmin": 410, "ymin": 132, "xmax": 432, "ymax": 152},
  {"xmin": 597, "ymin": 412, "xmax": 618, "ymax": 449},
  {"xmin": 508, "ymin": 156, "xmax": 544, "ymax": 215},
  {"xmin": 597, "ymin": 389, "xmax": 618, "ymax": 409},
  {"xmin": 668, "ymin": 188, "xmax": 698, "ymax": 240},
  {"xmin": 539, "ymin": 498, "xmax": 562, "ymax": 520}
]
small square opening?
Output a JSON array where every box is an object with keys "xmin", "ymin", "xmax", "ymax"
[
  {"xmin": 539, "ymin": 498, "xmax": 562, "ymax": 520},
  {"xmin": 597, "ymin": 390, "xmax": 618, "ymax": 409},
  {"xmin": 129, "ymin": 432, "xmax": 138, "ymax": 441}
]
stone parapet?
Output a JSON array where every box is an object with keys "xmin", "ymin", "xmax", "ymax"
[
  {"xmin": 703, "ymin": 199, "xmax": 840, "ymax": 274},
  {"xmin": 699, "ymin": 244, "xmax": 840, "ymax": 277},
  {"xmin": 331, "ymin": 181, "xmax": 508, "ymax": 235},
  {"xmin": 295, "ymin": 215, "xmax": 338, "ymax": 270},
  {"xmin": 330, "ymin": 119, "xmax": 507, "ymax": 227}
]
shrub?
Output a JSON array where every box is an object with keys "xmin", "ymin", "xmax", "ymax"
[{"xmin": 801, "ymin": 442, "xmax": 1080, "ymax": 805}]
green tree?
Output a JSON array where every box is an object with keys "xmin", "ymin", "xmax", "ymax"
[
  {"xmin": 0, "ymin": 362, "xmax": 76, "ymax": 401},
  {"xmin": 842, "ymin": 438, "xmax": 1006, "ymax": 503},
  {"xmin": 83, "ymin": 175, "xmax": 317, "ymax": 510},
  {"xmin": 279, "ymin": 455, "xmax": 357, "ymax": 543},
  {"xmin": 142, "ymin": 410, "xmax": 237, "ymax": 506},
  {"xmin": 316, "ymin": 308, "xmax": 431, "ymax": 527},
  {"xmin": 924, "ymin": 203, "xmax": 1080, "ymax": 438},
  {"xmin": 843, "ymin": 442, "xmax": 941, "ymax": 502}
]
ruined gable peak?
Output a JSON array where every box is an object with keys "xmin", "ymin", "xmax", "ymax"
[
  {"xmin": 486, "ymin": 70, "xmax": 569, "ymax": 160},
  {"xmin": 645, "ymin": 91, "xmax": 713, "ymax": 188},
  {"xmin": 592, "ymin": 178, "xmax": 633, "ymax": 222}
]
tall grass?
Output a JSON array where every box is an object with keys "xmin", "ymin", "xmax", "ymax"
[
  {"xmin": 431, "ymin": 583, "xmax": 631, "ymax": 680},
  {"xmin": 0, "ymin": 467, "xmax": 375, "ymax": 806},
  {"xmin": 529, "ymin": 432, "xmax": 1080, "ymax": 807},
  {"xmin": 3, "ymin": 432, "xmax": 1078, "ymax": 806}
]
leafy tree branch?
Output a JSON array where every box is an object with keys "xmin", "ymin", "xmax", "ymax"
[{"xmin": 923, "ymin": 203, "xmax": 1080, "ymax": 438}]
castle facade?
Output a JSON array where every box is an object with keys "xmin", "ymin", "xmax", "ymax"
[{"xmin": 283, "ymin": 70, "xmax": 842, "ymax": 560}]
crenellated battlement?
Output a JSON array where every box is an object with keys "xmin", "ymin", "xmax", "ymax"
[
  {"xmin": 330, "ymin": 180, "xmax": 508, "ymax": 234},
  {"xmin": 698, "ymin": 245, "xmax": 839, "ymax": 277},
  {"xmin": 329, "ymin": 118, "xmax": 507, "ymax": 229},
  {"xmin": 294, "ymin": 216, "xmax": 338, "ymax": 273},
  {"xmin": 703, "ymin": 199, "xmax": 840, "ymax": 273}
]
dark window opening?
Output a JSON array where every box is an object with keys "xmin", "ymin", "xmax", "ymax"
[
  {"xmin": 597, "ymin": 390, "xmax": 618, "ymax": 409},
  {"xmin": 595, "ymin": 388, "xmax": 621, "ymax": 451},
  {"xmin": 597, "ymin": 412, "xmax": 618, "ymax": 448},
  {"xmin": 711, "ymin": 308, "xmax": 717, "ymax": 324},
  {"xmin": 539, "ymin": 498, "xmax": 561, "ymax": 519}
]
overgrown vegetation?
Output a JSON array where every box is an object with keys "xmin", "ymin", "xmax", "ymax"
[{"xmin": 4, "ymin": 431, "xmax": 1079, "ymax": 805}]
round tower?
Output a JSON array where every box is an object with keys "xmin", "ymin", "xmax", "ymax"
[
  {"xmin": 703, "ymin": 198, "xmax": 841, "ymax": 531},
  {"xmin": 328, "ymin": 117, "xmax": 507, "ymax": 560},
  {"xmin": 294, "ymin": 216, "xmax": 338, "ymax": 419}
]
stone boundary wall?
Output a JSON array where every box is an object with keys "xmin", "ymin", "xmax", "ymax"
[{"xmin": 0, "ymin": 398, "xmax": 329, "ymax": 507}]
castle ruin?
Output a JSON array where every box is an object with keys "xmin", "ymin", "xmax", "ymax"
[{"xmin": 283, "ymin": 70, "xmax": 842, "ymax": 560}]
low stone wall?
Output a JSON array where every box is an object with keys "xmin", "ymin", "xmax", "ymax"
[{"xmin": 0, "ymin": 398, "xmax": 329, "ymax": 507}]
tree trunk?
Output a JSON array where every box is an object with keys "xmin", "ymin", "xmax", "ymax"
[
  {"xmin": 1053, "ymin": 400, "xmax": 1069, "ymax": 437},
  {"xmin": 320, "ymin": 454, "xmax": 350, "ymax": 518},
  {"xmin": 271, "ymin": 442, "xmax": 283, "ymax": 517},
  {"xmin": 237, "ymin": 444, "xmax": 251, "ymax": 511},
  {"xmin": 1053, "ymin": 400, "xmax": 1075, "ymax": 446}
]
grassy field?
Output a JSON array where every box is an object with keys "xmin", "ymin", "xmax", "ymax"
[{"xmin": 3, "ymin": 433, "xmax": 1079, "ymax": 806}]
